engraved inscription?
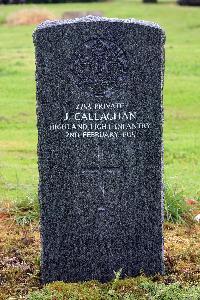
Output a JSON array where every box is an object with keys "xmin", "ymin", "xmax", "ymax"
[
  {"xmin": 49, "ymin": 101, "xmax": 151, "ymax": 139},
  {"xmin": 81, "ymin": 145, "xmax": 123, "ymax": 198}
]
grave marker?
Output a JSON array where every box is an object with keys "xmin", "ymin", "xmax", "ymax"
[{"xmin": 33, "ymin": 16, "xmax": 165, "ymax": 283}]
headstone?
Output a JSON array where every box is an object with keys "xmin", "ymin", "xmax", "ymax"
[
  {"xmin": 33, "ymin": 16, "xmax": 165, "ymax": 284},
  {"xmin": 177, "ymin": 0, "xmax": 200, "ymax": 5},
  {"xmin": 143, "ymin": 0, "xmax": 157, "ymax": 3}
]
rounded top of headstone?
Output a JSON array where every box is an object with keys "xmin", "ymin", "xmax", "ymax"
[{"xmin": 34, "ymin": 15, "xmax": 165, "ymax": 38}]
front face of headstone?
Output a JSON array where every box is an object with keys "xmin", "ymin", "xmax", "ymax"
[{"xmin": 34, "ymin": 16, "xmax": 165, "ymax": 283}]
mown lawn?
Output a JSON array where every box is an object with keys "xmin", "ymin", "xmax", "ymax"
[{"xmin": 0, "ymin": 0, "xmax": 199, "ymax": 203}]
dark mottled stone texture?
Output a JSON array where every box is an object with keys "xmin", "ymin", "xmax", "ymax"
[
  {"xmin": 177, "ymin": 0, "xmax": 200, "ymax": 5},
  {"xmin": 33, "ymin": 16, "xmax": 165, "ymax": 284},
  {"xmin": 143, "ymin": 0, "xmax": 157, "ymax": 3}
]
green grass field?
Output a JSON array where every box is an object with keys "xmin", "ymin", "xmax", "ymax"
[{"xmin": 0, "ymin": 0, "xmax": 200, "ymax": 204}]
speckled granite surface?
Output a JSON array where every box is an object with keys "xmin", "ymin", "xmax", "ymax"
[{"xmin": 33, "ymin": 16, "xmax": 165, "ymax": 283}]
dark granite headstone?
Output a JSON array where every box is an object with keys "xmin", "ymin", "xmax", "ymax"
[
  {"xmin": 33, "ymin": 16, "xmax": 165, "ymax": 284},
  {"xmin": 177, "ymin": 0, "xmax": 200, "ymax": 5},
  {"xmin": 143, "ymin": 0, "xmax": 157, "ymax": 3}
]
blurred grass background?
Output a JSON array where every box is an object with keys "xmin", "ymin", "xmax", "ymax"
[{"xmin": 0, "ymin": 0, "xmax": 200, "ymax": 204}]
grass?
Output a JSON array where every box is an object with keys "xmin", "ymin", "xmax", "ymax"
[
  {"xmin": 164, "ymin": 184, "xmax": 191, "ymax": 223},
  {"xmin": 0, "ymin": 1, "xmax": 200, "ymax": 204},
  {"xmin": 27, "ymin": 280, "xmax": 200, "ymax": 300},
  {"xmin": 12, "ymin": 193, "xmax": 39, "ymax": 225},
  {"xmin": 0, "ymin": 213, "xmax": 199, "ymax": 299}
]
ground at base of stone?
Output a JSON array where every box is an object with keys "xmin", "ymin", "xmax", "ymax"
[{"xmin": 0, "ymin": 213, "xmax": 199, "ymax": 300}]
